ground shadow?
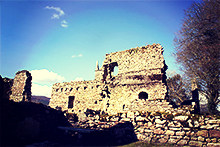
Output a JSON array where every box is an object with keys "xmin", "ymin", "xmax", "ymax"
[
  {"xmin": 61, "ymin": 121, "xmax": 138, "ymax": 146},
  {"xmin": 0, "ymin": 99, "xmax": 137, "ymax": 146}
]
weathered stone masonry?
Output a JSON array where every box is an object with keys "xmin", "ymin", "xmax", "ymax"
[
  {"xmin": 49, "ymin": 44, "xmax": 171, "ymax": 115},
  {"xmin": 9, "ymin": 70, "xmax": 32, "ymax": 102}
]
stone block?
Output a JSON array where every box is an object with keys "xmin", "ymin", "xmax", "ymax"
[
  {"xmin": 206, "ymin": 138, "xmax": 212, "ymax": 143},
  {"xmin": 209, "ymin": 130, "xmax": 220, "ymax": 138},
  {"xmin": 136, "ymin": 116, "xmax": 145, "ymax": 122},
  {"xmin": 158, "ymin": 138, "xmax": 168, "ymax": 143},
  {"xmin": 196, "ymin": 130, "xmax": 208, "ymax": 137},
  {"xmin": 169, "ymin": 127, "xmax": 181, "ymax": 131},
  {"xmin": 145, "ymin": 129, "xmax": 153, "ymax": 133},
  {"xmin": 206, "ymin": 120, "xmax": 219, "ymax": 124},
  {"xmin": 198, "ymin": 136, "xmax": 205, "ymax": 142},
  {"xmin": 191, "ymin": 137, "xmax": 198, "ymax": 141},
  {"xmin": 145, "ymin": 137, "xmax": 152, "ymax": 143},
  {"xmin": 127, "ymin": 111, "xmax": 135, "ymax": 119},
  {"xmin": 177, "ymin": 139, "xmax": 188, "ymax": 146},
  {"xmin": 137, "ymin": 134, "xmax": 146, "ymax": 140},
  {"xmin": 155, "ymin": 119, "xmax": 166, "ymax": 124},
  {"xmin": 153, "ymin": 129, "xmax": 164, "ymax": 135},
  {"xmin": 207, "ymin": 143, "xmax": 220, "ymax": 147},
  {"xmin": 183, "ymin": 136, "xmax": 190, "ymax": 140},
  {"xmin": 189, "ymin": 141, "xmax": 203, "ymax": 147},
  {"xmin": 165, "ymin": 130, "xmax": 175, "ymax": 136},
  {"xmin": 211, "ymin": 138, "xmax": 217, "ymax": 143},
  {"xmin": 176, "ymin": 131, "xmax": 185, "ymax": 136},
  {"xmin": 168, "ymin": 138, "xmax": 179, "ymax": 144},
  {"xmin": 174, "ymin": 115, "xmax": 189, "ymax": 121},
  {"xmin": 155, "ymin": 124, "xmax": 163, "ymax": 128},
  {"xmin": 183, "ymin": 127, "xmax": 191, "ymax": 131}
]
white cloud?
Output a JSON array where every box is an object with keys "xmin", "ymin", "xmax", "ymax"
[
  {"xmin": 45, "ymin": 6, "xmax": 69, "ymax": 28},
  {"xmin": 30, "ymin": 69, "xmax": 65, "ymax": 85},
  {"xmin": 45, "ymin": 6, "xmax": 64, "ymax": 19},
  {"xmin": 32, "ymin": 83, "xmax": 52, "ymax": 97},
  {"xmin": 51, "ymin": 14, "xmax": 60, "ymax": 19},
  {"xmin": 61, "ymin": 20, "xmax": 68, "ymax": 28},
  {"xmin": 74, "ymin": 77, "xmax": 83, "ymax": 81},
  {"xmin": 71, "ymin": 54, "xmax": 83, "ymax": 58}
]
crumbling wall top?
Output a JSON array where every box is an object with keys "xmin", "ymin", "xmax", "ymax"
[{"xmin": 9, "ymin": 70, "xmax": 32, "ymax": 102}]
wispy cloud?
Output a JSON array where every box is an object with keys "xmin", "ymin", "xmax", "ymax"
[
  {"xmin": 45, "ymin": 6, "xmax": 68, "ymax": 28},
  {"xmin": 45, "ymin": 6, "xmax": 64, "ymax": 19},
  {"xmin": 61, "ymin": 20, "xmax": 68, "ymax": 28},
  {"xmin": 71, "ymin": 54, "xmax": 83, "ymax": 58}
]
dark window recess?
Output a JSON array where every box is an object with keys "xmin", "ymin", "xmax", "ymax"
[
  {"xmin": 95, "ymin": 101, "xmax": 97, "ymax": 104},
  {"xmin": 68, "ymin": 96, "xmax": 75, "ymax": 108},
  {"xmin": 138, "ymin": 92, "xmax": 148, "ymax": 100},
  {"xmin": 70, "ymin": 88, "xmax": 73, "ymax": 91},
  {"xmin": 149, "ymin": 74, "xmax": 162, "ymax": 81}
]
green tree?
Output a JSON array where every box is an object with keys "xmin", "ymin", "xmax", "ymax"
[
  {"xmin": 167, "ymin": 74, "xmax": 188, "ymax": 105},
  {"xmin": 174, "ymin": 0, "xmax": 220, "ymax": 114}
]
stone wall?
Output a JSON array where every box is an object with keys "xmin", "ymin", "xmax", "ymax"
[
  {"xmin": 68, "ymin": 110, "xmax": 220, "ymax": 147},
  {"xmin": 49, "ymin": 44, "xmax": 169, "ymax": 115},
  {"xmin": 0, "ymin": 76, "xmax": 14, "ymax": 101},
  {"xmin": 9, "ymin": 70, "xmax": 32, "ymax": 102}
]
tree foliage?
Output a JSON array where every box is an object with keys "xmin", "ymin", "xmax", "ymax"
[
  {"xmin": 174, "ymin": 0, "xmax": 220, "ymax": 114},
  {"xmin": 167, "ymin": 74, "xmax": 188, "ymax": 105}
]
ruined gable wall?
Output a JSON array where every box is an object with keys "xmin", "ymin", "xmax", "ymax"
[
  {"xmin": 9, "ymin": 70, "xmax": 32, "ymax": 102},
  {"xmin": 103, "ymin": 44, "xmax": 165, "ymax": 74},
  {"xmin": 95, "ymin": 44, "xmax": 166, "ymax": 86}
]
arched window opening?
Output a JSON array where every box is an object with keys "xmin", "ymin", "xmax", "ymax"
[
  {"xmin": 68, "ymin": 96, "xmax": 75, "ymax": 108},
  {"xmin": 138, "ymin": 92, "xmax": 148, "ymax": 100}
]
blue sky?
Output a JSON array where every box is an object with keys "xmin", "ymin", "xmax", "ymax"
[{"xmin": 1, "ymin": 0, "xmax": 199, "ymax": 97}]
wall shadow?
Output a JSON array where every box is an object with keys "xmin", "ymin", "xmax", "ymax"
[
  {"xmin": 70, "ymin": 122, "xmax": 138, "ymax": 146},
  {"xmin": 0, "ymin": 99, "xmax": 137, "ymax": 146}
]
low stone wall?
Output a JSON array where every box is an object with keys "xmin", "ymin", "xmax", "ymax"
[{"xmin": 68, "ymin": 110, "xmax": 220, "ymax": 146}]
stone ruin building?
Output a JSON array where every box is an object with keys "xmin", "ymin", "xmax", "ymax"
[
  {"xmin": 0, "ymin": 70, "xmax": 32, "ymax": 102},
  {"xmin": 49, "ymin": 44, "xmax": 172, "ymax": 115},
  {"xmin": 1, "ymin": 45, "xmax": 219, "ymax": 147}
]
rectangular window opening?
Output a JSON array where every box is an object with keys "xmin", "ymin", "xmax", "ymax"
[{"xmin": 68, "ymin": 96, "xmax": 75, "ymax": 108}]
